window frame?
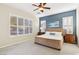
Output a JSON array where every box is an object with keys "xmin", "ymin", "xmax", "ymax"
[{"xmin": 9, "ymin": 14, "xmax": 32, "ymax": 37}]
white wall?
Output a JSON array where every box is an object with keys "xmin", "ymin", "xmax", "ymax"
[
  {"xmin": 0, "ymin": 4, "xmax": 39, "ymax": 48},
  {"xmin": 76, "ymin": 7, "xmax": 79, "ymax": 46}
]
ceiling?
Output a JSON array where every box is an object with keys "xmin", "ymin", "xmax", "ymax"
[{"xmin": 4, "ymin": 3, "xmax": 79, "ymax": 17}]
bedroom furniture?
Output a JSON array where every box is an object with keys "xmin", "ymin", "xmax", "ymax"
[
  {"xmin": 37, "ymin": 32, "xmax": 45, "ymax": 35},
  {"xmin": 35, "ymin": 28, "xmax": 64, "ymax": 50},
  {"xmin": 64, "ymin": 34, "xmax": 75, "ymax": 44},
  {"xmin": 35, "ymin": 36, "xmax": 63, "ymax": 50}
]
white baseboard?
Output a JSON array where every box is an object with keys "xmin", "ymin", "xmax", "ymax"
[{"xmin": 0, "ymin": 39, "xmax": 32, "ymax": 49}]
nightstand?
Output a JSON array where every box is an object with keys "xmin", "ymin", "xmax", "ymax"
[
  {"xmin": 64, "ymin": 34, "xmax": 75, "ymax": 44},
  {"xmin": 37, "ymin": 32, "xmax": 45, "ymax": 35}
]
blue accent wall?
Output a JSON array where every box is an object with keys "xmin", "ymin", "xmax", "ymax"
[{"xmin": 39, "ymin": 10, "xmax": 76, "ymax": 35}]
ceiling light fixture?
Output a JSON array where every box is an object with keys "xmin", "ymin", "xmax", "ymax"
[{"xmin": 32, "ymin": 3, "xmax": 51, "ymax": 13}]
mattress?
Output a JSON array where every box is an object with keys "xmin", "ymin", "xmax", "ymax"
[{"xmin": 36, "ymin": 34, "xmax": 63, "ymax": 40}]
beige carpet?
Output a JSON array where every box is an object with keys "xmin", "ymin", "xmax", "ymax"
[{"xmin": 0, "ymin": 39, "xmax": 79, "ymax": 55}]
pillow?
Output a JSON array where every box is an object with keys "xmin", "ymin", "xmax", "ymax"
[
  {"xmin": 45, "ymin": 31, "xmax": 62, "ymax": 36},
  {"xmin": 49, "ymin": 33, "xmax": 55, "ymax": 35},
  {"xmin": 45, "ymin": 31, "xmax": 50, "ymax": 35},
  {"xmin": 46, "ymin": 31, "xmax": 62, "ymax": 35},
  {"xmin": 55, "ymin": 32, "xmax": 62, "ymax": 36}
]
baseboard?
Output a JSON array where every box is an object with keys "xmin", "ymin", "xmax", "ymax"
[{"xmin": 0, "ymin": 39, "xmax": 32, "ymax": 49}]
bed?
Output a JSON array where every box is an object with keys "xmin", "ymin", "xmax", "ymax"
[{"xmin": 35, "ymin": 28, "xmax": 64, "ymax": 50}]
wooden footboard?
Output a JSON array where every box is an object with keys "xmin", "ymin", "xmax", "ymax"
[{"xmin": 35, "ymin": 37, "xmax": 63, "ymax": 50}]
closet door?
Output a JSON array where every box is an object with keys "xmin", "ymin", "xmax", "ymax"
[{"xmin": 62, "ymin": 16, "xmax": 73, "ymax": 34}]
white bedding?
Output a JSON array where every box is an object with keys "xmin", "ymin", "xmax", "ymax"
[{"xmin": 36, "ymin": 34, "xmax": 63, "ymax": 40}]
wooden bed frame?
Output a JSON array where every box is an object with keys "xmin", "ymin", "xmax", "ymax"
[{"xmin": 35, "ymin": 28, "xmax": 64, "ymax": 50}]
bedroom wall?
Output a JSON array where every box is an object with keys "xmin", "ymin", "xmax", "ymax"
[
  {"xmin": 39, "ymin": 10, "xmax": 76, "ymax": 35},
  {"xmin": 0, "ymin": 4, "xmax": 39, "ymax": 48},
  {"xmin": 76, "ymin": 7, "xmax": 79, "ymax": 46}
]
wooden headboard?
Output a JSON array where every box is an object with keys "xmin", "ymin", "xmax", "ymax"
[{"xmin": 46, "ymin": 28, "xmax": 65, "ymax": 35}]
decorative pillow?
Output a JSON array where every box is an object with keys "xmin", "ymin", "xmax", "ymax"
[{"xmin": 49, "ymin": 33, "xmax": 55, "ymax": 35}]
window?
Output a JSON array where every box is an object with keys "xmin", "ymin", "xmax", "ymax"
[
  {"xmin": 24, "ymin": 19, "xmax": 32, "ymax": 34},
  {"xmin": 62, "ymin": 16, "xmax": 73, "ymax": 34},
  {"xmin": 25, "ymin": 27, "xmax": 29, "ymax": 34},
  {"xmin": 10, "ymin": 26, "xmax": 17, "ymax": 35},
  {"xmin": 29, "ymin": 27, "xmax": 32, "ymax": 33},
  {"xmin": 25, "ymin": 19, "xmax": 28, "ymax": 26},
  {"xmin": 10, "ymin": 16, "xmax": 17, "ymax": 35},
  {"xmin": 18, "ymin": 27, "xmax": 24, "ymax": 34},
  {"xmin": 10, "ymin": 16, "xmax": 17, "ymax": 26},
  {"xmin": 40, "ymin": 20, "xmax": 46, "ymax": 32},
  {"xmin": 18, "ymin": 18, "xmax": 23, "ymax": 26},
  {"xmin": 10, "ymin": 15, "xmax": 32, "ymax": 36}
]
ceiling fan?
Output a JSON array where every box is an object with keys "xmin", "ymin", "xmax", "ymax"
[{"xmin": 32, "ymin": 3, "xmax": 51, "ymax": 13}]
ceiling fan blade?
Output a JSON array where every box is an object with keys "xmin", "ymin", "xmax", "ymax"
[
  {"xmin": 43, "ymin": 7, "xmax": 51, "ymax": 9},
  {"xmin": 38, "ymin": 3, "xmax": 43, "ymax": 7},
  {"xmin": 32, "ymin": 4, "xmax": 38, "ymax": 7},
  {"xmin": 33, "ymin": 8, "xmax": 38, "ymax": 11},
  {"xmin": 43, "ymin": 3, "xmax": 46, "ymax": 6},
  {"xmin": 39, "ymin": 3, "xmax": 46, "ymax": 7},
  {"xmin": 40, "ymin": 3, "xmax": 42, "ymax": 5}
]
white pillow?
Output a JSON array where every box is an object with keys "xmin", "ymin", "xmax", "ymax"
[
  {"xmin": 52, "ymin": 32, "xmax": 62, "ymax": 36},
  {"xmin": 45, "ymin": 31, "xmax": 50, "ymax": 35},
  {"xmin": 46, "ymin": 31, "xmax": 62, "ymax": 36}
]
